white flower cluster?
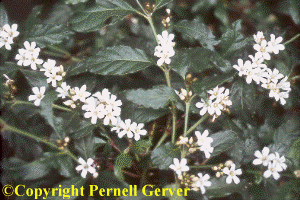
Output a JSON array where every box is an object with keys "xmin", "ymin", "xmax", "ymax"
[
  {"xmin": 15, "ymin": 41, "xmax": 43, "ymax": 70},
  {"xmin": 0, "ymin": 24, "xmax": 19, "ymax": 50},
  {"xmin": 111, "ymin": 119, "xmax": 147, "ymax": 141},
  {"xmin": 233, "ymin": 32, "xmax": 291, "ymax": 105},
  {"xmin": 195, "ymin": 130, "xmax": 214, "ymax": 158},
  {"xmin": 169, "ymin": 158, "xmax": 189, "ymax": 175},
  {"xmin": 253, "ymin": 147, "xmax": 287, "ymax": 180},
  {"xmin": 75, "ymin": 157, "xmax": 98, "ymax": 178},
  {"xmin": 154, "ymin": 31, "xmax": 175, "ymax": 66},
  {"xmin": 196, "ymin": 86, "xmax": 232, "ymax": 121}
]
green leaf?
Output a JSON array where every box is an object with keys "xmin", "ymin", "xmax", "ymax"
[
  {"xmin": 23, "ymin": 24, "xmax": 74, "ymax": 48},
  {"xmin": 192, "ymin": 71, "xmax": 235, "ymax": 96},
  {"xmin": 221, "ymin": 20, "xmax": 250, "ymax": 58},
  {"xmin": 70, "ymin": 0, "xmax": 136, "ymax": 32},
  {"xmin": 205, "ymin": 177, "xmax": 249, "ymax": 198},
  {"xmin": 287, "ymin": 137, "xmax": 300, "ymax": 167},
  {"xmin": 72, "ymin": 120, "xmax": 96, "ymax": 139},
  {"xmin": 270, "ymin": 115, "xmax": 300, "ymax": 156},
  {"xmin": 56, "ymin": 156, "xmax": 75, "ymax": 178},
  {"xmin": 154, "ymin": 0, "xmax": 173, "ymax": 11},
  {"xmin": 211, "ymin": 130, "xmax": 239, "ymax": 157},
  {"xmin": 67, "ymin": 46, "xmax": 153, "ymax": 76},
  {"xmin": 96, "ymin": 171, "xmax": 129, "ymax": 189},
  {"xmin": 0, "ymin": 4, "xmax": 8, "ymax": 27},
  {"xmin": 171, "ymin": 47, "xmax": 232, "ymax": 79},
  {"xmin": 75, "ymin": 132, "xmax": 96, "ymax": 159},
  {"xmin": 151, "ymin": 142, "xmax": 181, "ymax": 169},
  {"xmin": 40, "ymin": 90, "xmax": 58, "ymax": 133},
  {"xmin": 114, "ymin": 153, "xmax": 133, "ymax": 180},
  {"xmin": 173, "ymin": 18, "xmax": 219, "ymax": 50},
  {"xmin": 277, "ymin": 0, "xmax": 300, "ymax": 24},
  {"xmin": 121, "ymin": 100, "xmax": 168, "ymax": 123},
  {"xmin": 131, "ymin": 139, "xmax": 152, "ymax": 154},
  {"xmin": 229, "ymin": 138, "xmax": 259, "ymax": 164},
  {"xmin": 125, "ymin": 85, "xmax": 177, "ymax": 109},
  {"xmin": 21, "ymin": 69, "xmax": 48, "ymax": 88}
]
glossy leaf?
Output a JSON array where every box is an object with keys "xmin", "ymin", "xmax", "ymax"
[
  {"xmin": 174, "ymin": 18, "xmax": 219, "ymax": 50},
  {"xmin": 151, "ymin": 142, "xmax": 181, "ymax": 169}
]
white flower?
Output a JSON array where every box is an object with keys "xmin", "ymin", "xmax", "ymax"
[
  {"xmin": 169, "ymin": 158, "xmax": 189, "ymax": 175},
  {"xmin": 244, "ymin": 65, "xmax": 261, "ymax": 84},
  {"xmin": 102, "ymin": 106, "xmax": 120, "ymax": 125},
  {"xmin": 200, "ymin": 143, "xmax": 214, "ymax": 158},
  {"xmin": 263, "ymin": 161, "xmax": 282, "ymax": 180},
  {"xmin": 175, "ymin": 88, "xmax": 192, "ymax": 101},
  {"xmin": 41, "ymin": 59, "xmax": 58, "ymax": 75},
  {"xmin": 0, "ymin": 36, "xmax": 13, "ymax": 50},
  {"xmin": 83, "ymin": 97, "xmax": 105, "ymax": 124},
  {"xmin": 1, "ymin": 24, "xmax": 19, "ymax": 40},
  {"xmin": 23, "ymin": 51, "xmax": 43, "ymax": 70},
  {"xmin": 268, "ymin": 34, "xmax": 285, "ymax": 54},
  {"xmin": 56, "ymin": 82, "xmax": 70, "ymax": 99},
  {"xmin": 195, "ymin": 130, "xmax": 213, "ymax": 146},
  {"xmin": 253, "ymin": 40, "xmax": 272, "ymax": 60},
  {"xmin": 111, "ymin": 117, "xmax": 123, "ymax": 133},
  {"xmin": 207, "ymin": 86, "xmax": 225, "ymax": 100},
  {"xmin": 223, "ymin": 163, "xmax": 242, "ymax": 184},
  {"xmin": 195, "ymin": 98, "xmax": 210, "ymax": 116},
  {"xmin": 131, "ymin": 122, "xmax": 147, "ymax": 141},
  {"xmin": 277, "ymin": 76, "xmax": 291, "ymax": 92},
  {"xmin": 107, "ymin": 94, "xmax": 122, "ymax": 113},
  {"xmin": 75, "ymin": 157, "xmax": 96, "ymax": 178},
  {"xmin": 93, "ymin": 88, "xmax": 111, "ymax": 105},
  {"xmin": 119, "ymin": 119, "xmax": 134, "ymax": 138},
  {"xmin": 219, "ymin": 89, "xmax": 232, "ymax": 107},
  {"xmin": 233, "ymin": 59, "xmax": 251, "ymax": 77},
  {"xmin": 196, "ymin": 173, "xmax": 211, "ymax": 194},
  {"xmin": 15, "ymin": 49, "xmax": 27, "ymax": 66},
  {"xmin": 154, "ymin": 45, "xmax": 175, "ymax": 66},
  {"xmin": 278, "ymin": 92, "xmax": 289, "ymax": 105},
  {"xmin": 157, "ymin": 30, "xmax": 175, "ymax": 47},
  {"xmin": 264, "ymin": 68, "xmax": 284, "ymax": 84},
  {"xmin": 253, "ymin": 147, "xmax": 275, "ymax": 166},
  {"xmin": 273, "ymin": 152, "xmax": 287, "ymax": 171},
  {"xmin": 46, "ymin": 70, "xmax": 62, "ymax": 87},
  {"xmin": 23, "ymin": 41, "xmax": 40, "ymax": 56},
  {"xmin": 208, "ymin": 99, "xmax": 223, "ymax": 116},
  {"xmin": 253, "ymin": 31, "xmax": 265, "ymax": 44},
  {"xmin": 249, "ymin": 54, "xmax": 266, "ymax": 69},
  {"xmin": 72, "ymin": 85, "xmax": 91, "ymax": 102},
  {"xmin": 28, "ymin": 86, "xmax": 46, "ymax": 106}
]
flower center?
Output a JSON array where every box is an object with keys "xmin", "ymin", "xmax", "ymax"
[
  {"xmin": 83, "ymin": 164, "xmax": 89, "ymax": 169},
  {"xmin": 230, "ymin": 171, "xmax": 235, "ymax": 176},
  {"xmin": 37, "ymin": 94, "xmax": 42, "ymax": 99}
]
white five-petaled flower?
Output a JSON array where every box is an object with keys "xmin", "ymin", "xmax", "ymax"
[
  {"xmin": 273, "ymin": 152, "xmax": 287, "ymax": 171},
  {"xmin": 253, "ymin": 31, "xmax": 265, "ymax": 44},
  {"xmin": 41, "ymin": 59, "xmax": 58, "ymax": 75},
  {"xmin": 1, "ymin": 24, "xmax": 19, "ymax": 40},
  {"xmin": 233, "ymin": 59, "xmax": 251, "ymax": 77},
  {"xmin": 15, "ymin": 49, "xmax": 27, "ymax": 66},
  {"xmin": 46, "ymin": 69, "xmax": 62, "ymax": 87},
  {"xmin": 75, "ymin": 157, "xmax": 96, "ymax": 178},
  {"xmin": 22, "ymin": 51, "xmax": 43, "ymax": 70},
  {"xmin": 157, "ymin": 30, "xmax": 175, "ymax": 47},
  {"xmin": 118, "ymin": 119, "xmax": 134, "ymax": 139},
  {"xmin": 131, "ymin": 122, "xmax": 147, "ymax": 141},
  {"xmin": 169, "ymin": 158, "xmax": 189, "ymax": 175},
  {"xmin": 102, "ymin": 106, "xmax": 120, "ymax": 125},
  {"xmin": 263, "ymin": 161, "xmax": 282, "ymax": 180},
  {"xmin": 268, "ymin": 34, "xmax": 285, "ymax": 54},
  {"xmin": 28, "ymin": 86, "xmax": 46, "ymax": 106},
  {"xmin": 200, "ymin": 143, "xmax": 214, "ymax": 158},
  {"xmin": 195, "ymin": 98, "xmax": 210, "ymax": 116},
  {"xmin": 83, "ymin": 97, "xmax": 105, "ymax": 124},
  {"xmin": 72, "ymin": 85, "xmax": 91, "ymax": 102},
  {"xmin": 23, "ymin": 41, "xmax": 40, "ymax": 56},
  {"xmin": 196, "ymin": 173, "xmax": 211, "ymax": 194},
  {"xmin": 56, "ymin": 82, "xmax": 70, "ymax": 99},
  {"xmin": 223, "ymin": 163, "xmax": 242, "ymax": 184},
  {"xmin": 253, "ymin": 40, "xmax": 272, "ymax": 60},
  {"xmin": 253, "ymin": 147, "xmax": 275, "ymax": 166},
  {"xmin": 195, "ymin": 130, "xmax": 213, "ymax": 147},
  {"xmin": 111, "ymin": 117, "xmax": 123, "ymax": 134}
]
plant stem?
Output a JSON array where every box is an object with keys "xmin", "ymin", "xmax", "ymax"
[
  {"xmin": 186, "ymin": 113, "xmax": 209, "ymax": 136},
  {"xmin": 46, "ymin": 45, "xmax": 71, "ymax": 57},
  {"xmin": 164, "ymin": 69, "xmax": 177, "ymax": 143},
  {"xmin": 183, "ymin": 102, "xmax": 190, "ymax": 137},
  {"xmin": 148, "ymin": 16, "xmax": 159, "ymax": 44},
  {"xmin": 0, "ymin": 120, "xmax": 59, "ymax": 150},
  {"xmin": 154, "ymin": 131, "xmax": 169, "ymax": 149},
  {"xmin": 42, "ymin": 50, "xmax": 68, "ymax": 59},
  {"xmin": 52, "ymin": 104, "xmax": 73, "ymax": 112},
  {"xmin": 284, "ymin": 33, "xmax": 300, "ymax": 45},
  {"xmin": 135, "ymin": 0, "xmax": 148, "ymax": 16}
]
